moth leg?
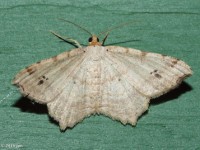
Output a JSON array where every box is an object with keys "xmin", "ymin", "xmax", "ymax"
[{"xmin": 50, "ymin": 30, "xmax": 82, "ymax": 48}]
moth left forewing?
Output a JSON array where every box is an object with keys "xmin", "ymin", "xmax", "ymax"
[
  {"xmin": 12, "ymin": 47, "xmax": 86, "ymax": 104},
  {"xmin": 105, "ymin": 46, "xmax": 192, "ymax": 98}
]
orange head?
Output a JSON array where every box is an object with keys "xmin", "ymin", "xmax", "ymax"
[{"xmin": 88, "ymin": 35, "xmax": 101, "ymax": 46}]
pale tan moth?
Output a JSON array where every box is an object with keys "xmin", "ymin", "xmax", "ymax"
[{"xmin": 13, "ymin": 20, "xmax": 192, "ymax": 130}]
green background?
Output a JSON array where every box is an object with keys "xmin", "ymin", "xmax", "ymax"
[{"xmin": 0, "ymin": 0, "xmax": 199, "ymax": 149}]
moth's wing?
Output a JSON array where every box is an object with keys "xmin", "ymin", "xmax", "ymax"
[
  {"xmin": 99, "ymin": 50, "xmax": 150, "ymax": 125},
  {"xmin": 105, "ymin": 46, "xmax": 192, "ymax": 99},
  {"xmin": 98, "ymin": 46, "xmax": 192, "ymax": 125},
  {"xmin": 47, "ymin": 56, "xmax": 97, "ymax": 130},
  {"xmin": 13, "ymin": 46, "xmax": 100, "ymax": 130},
  {"xmin": 13, "ymin": 47, "xmax": 86, "ymax": 104}
]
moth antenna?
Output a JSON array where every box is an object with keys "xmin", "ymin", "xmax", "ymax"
[
  {"xmin": 98, "ymin": 21, "xmax": 139, "ymax": 37},
  {"xmin": 58, "ymin": 18, "xmax": 93, "ymax": 36}
]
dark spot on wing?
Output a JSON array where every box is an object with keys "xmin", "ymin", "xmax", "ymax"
[
  {"xmin": 141, "ymin": 51, "xmax": 147, "ymax": 57},
  {"xmin": 26, "ymin": 67, "xmax": 36, "ymax": 75},
  {"xmin": 37, "ymin": 80, "xmax": 44, "ymax": 85},
  {"xmin": 155, "ymin": 73, "xmax": 162, "ymax": 79},
  {"xmin": 150, "ymin": 69, "xmax": 158, "ymax": 74},
  {"xmin": 162, "ymin": 54, "xmax": 167, "ymax": 57},
  {"xmin": 41, "ymin": 75, "xmax": 48, "ymax": 80},
  {"xmin": 150, "ymin": 69, "xmax": 162, "ymax": 79},
  {"xmin": 173, "ymin": 60, "xmax": 178, "ymax": 64},
  {"xmin": 118, "ymin": 78, "xmax": 121, "ymax": 81},
  {"xmin": 125, "ymin": 48, "xmax": 129, "ymax": 53},
  {"xmin": 170, "ymin": 59, "xmax": 179, "ymax": 67},
  {"xmin": 52, "ymin": 56, "xmax": 58, "ymax": 62}
]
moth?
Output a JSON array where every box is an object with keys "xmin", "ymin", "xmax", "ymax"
[{"xmin": 13, "ymin": 20, "xmax": 192, "ymax": 130}]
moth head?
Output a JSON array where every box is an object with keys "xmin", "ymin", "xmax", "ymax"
[{"xmin": 88, "ymin": 35, "xmax": 101, "ymax": 46}]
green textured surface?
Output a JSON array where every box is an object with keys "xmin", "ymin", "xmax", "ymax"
[{"xmin": 0, "ymin": 1, "xmax": 199, "ymax": 149}]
